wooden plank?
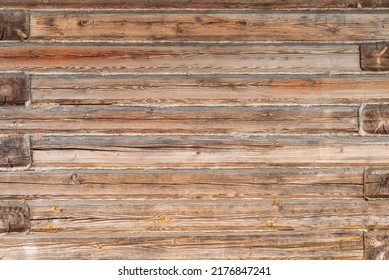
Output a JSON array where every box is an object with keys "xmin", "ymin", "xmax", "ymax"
[
  {"xmin": 27, "ymin": 198, "xmax": 389, "ymax": 231},
  {"xmin": 0, "ymin": 43, "xmax": 360, "ymax": 73},
  {"xmin": 360, "ymin": 43, "xmax": 389, "ymax": 71},
  {"xmin": 29, "ymin": 11, "xmax": 389, "ymax": 41},
  {"xmin": 0, "ymin": 202, "xmax": 30, "ymax": 233},
  {"xmin": 0, "ymin": 105, "xmax": 358, "ymax": 134},
  {"xmin": 364, "ymin": 169, "xmax": 389, "ymax": 198},
  {"xmin": 361, "ymin": 104, "xmax": 389, "ymax": 135},
  {"xmin": 358, "ymin": 0, "xmax": 389, "ymax": 8},
  {"xmin": 31, "ymin": 135, "xmax": 389, "ymax": 167},
  {"xmin": 0, "ymin": 168, "xmax": 364, "ymax": 199},
  {"xmin": 364, "ymin": 230, "xmax": 389, "ymax": 260},
  {"xmin": 0, "ymin": 0, "xmax": 358, "ymax": 9},
  {"xmin": 0, "ymin": 230, "xmax": 363, "ymax": 260},
  {"xmin": 31, "ymin": 74, "xmax": 389, "ymax": 105},
  {"xmin": 0, "ymin": 75, "xmax": 29, "ymax": 105},
  {"xmin": 0, "ymin": 10, "xmax": 29, "ymax": 40},
  {"xmin": 0, "ymin": 137, "xmax": 31, "ymax": 167}
]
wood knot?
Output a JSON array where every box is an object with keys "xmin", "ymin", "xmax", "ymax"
[
  {"xmin": 78, "ymin": 18, "xmax": 94, "ymax": 27},
  {"xmin": 196, "ymin": 150, "xmax": 201, "ymax": 155},
  {"xmin": 157, "ymin": 214, "xmax": 171, "ymax": 224},
  {"xmin": 236, "ymin": 20, "xmax": 251, "ymax": 26},
  {"xmin": 46, "ymin": 223, "xmax": 58, "ymax": 231},
  {"xmin": 52, "ymin": 206, "xmax": 62, "ymax": 213},
  {"xmin": 70, "ymin": 173, "xmax": 80, "ymax": 184}
]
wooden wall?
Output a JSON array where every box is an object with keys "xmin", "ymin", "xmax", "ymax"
[{"xmin": 1, "ymin": 1, "xmax": 389, "ymax": 260}]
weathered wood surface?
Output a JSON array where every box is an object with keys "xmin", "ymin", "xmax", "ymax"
[
  {"xmin": 31, "ymin": 135, "xmax": 389, "ymax": 167},
  {"xmin": 0, "ymin": 137, "xmax": 31, "ymax": 167},
  {"xmin": 0, "ymin": 10, "xmax": 29, "ymax": 40},
  {"xmin": 0, "ymin": 230, "xmax": 363, "ymax": 260},
  {"xmin": 0, "ymin": 168, "xmax": 364, "ymax": 199},
  {"xmin": 0, "ymin": 202, "xmax": 30, "ymax": 233},
  {"xmin": 364, "ymin": 231, "xmax": 389, "ymax": 260},
  {"xmin": 0, "ymin": 43, "xmax": 360, "ymax": 73},
  {"xmin": 27, "ymin": 198, "xmax": 389, "ymax": 231},
  {"xmin": 0, "ymin": 105, "xmax": 358, "ymax": 133},
  {"xmin": 364, "ymin": 169, "xmax": 389, "ymax": 198},
  {"xmin": 358, "ymin": 0, "xmax": 389, "ymax": 8},
  {"xmin": 0, "ymin": 75, "xmax": 29, "ymax": 105},
  {"xmin": 361, "ymin": 104, "xmax": 389, "ymax": 134},
  {"xmin": 29, "ymin": 11, "xmax": 389, "ymax": 41},
  {"xmin": 360, "ymin": 43, "xmax": 389, "ymax": 71}
]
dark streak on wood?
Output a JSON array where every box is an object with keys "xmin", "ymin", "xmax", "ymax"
[
  {"xmin": 0, "ymin": 137, "xmax": 31, "ymax": 167},
  {"xmin": 0, "ymin": 202, "xmax": 30, "ymax": 232},
  {"xmin": 0, "ymin": 10, "xmax": 29, "ymax": 40},
  {"xmin": 364, "ymin": 169, "xmax": 389, "ymax": 198},
  {"xmin": 0, "ymin": 75, "xmax": 29, "ymax": 105},
  {"xmin": 364, "ymin": 230, "xmax": 389, "ymax": 260},
  {"xmin": 360, "ymin": 43, "xmax": 389, "ymax": 71}
]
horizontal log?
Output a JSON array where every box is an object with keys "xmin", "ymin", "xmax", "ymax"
[
  {"xmin": 0, "ymin": 168, "xmax": 363, "ymax": 199},
  {"xmin": 364, "ymin": 230, "xmax": 389, "ymax": 260},
  {"xmin": 0, "ymin": 202, "xmax": 30, "ymax": 233},
  {"xmin": 27, "ymin": 198, "xmax": 389, "ymax": 231},
  {"xmin": 0, "ymin": 137, "xmax": 31, "ymax": 167},
  {"xmin": 31, "ymin": 135, "xmax": 389, "ymax": 167},
  {"xmin": 0, "ymin": 75, "xmax": 29, "ymax": 105},
  {"xmin": 0, "ymin": 230, "xmax": 363, "ymax": 260},
  {"xmin": 364, "ymin": 169, "xmax": 389, "ymax": 198},
  {"xmin": 361, "ymin": 104, "xmax": 389, "ymax": 135},
  {"xmin": 31, "ymin": 74, "xmax": 389, "ymax": 104},
  {"xmin": 360, "ymin": 43, "xmax": 389, "ymax": 71},
  {"xmin": 29, "ymin": 11, "xmax": 389, "ymax": 41},
  {"xmin": 0, "ymin": 43, "xmax": 360, "ymax": 73},
  {"xmin": 0, "ymin": 105, "xmax": 358, "ymax": 134},
  {"xmin": 0, "ymin": 10, "xmax": 29, "ymax": 40}
]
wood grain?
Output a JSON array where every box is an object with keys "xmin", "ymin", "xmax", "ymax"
[
  {"xmin": 364, "ymin": 230, "xmax": 389, "ymax": 260},
  {"xmin": 364, "ymin": 169, "xmax": 389, "ymax": 198},
  {"xmin": 0, "ymin": 137, "xmax": 31, "ymax": 167},
  {"xmin": 0, "ymin": 10, "xmax": 29, "ymax": 40},
  {"xmin": 26, "ymin": 198, "xmax": 389, "ymax": 231},
  {"xmin": 0, "ymin": 168, "xmax": 364, "ymax": 199},
  {"xmin": 31, "ymin": 135, "xmax": 389, "ymax": 167},
  {"xmin": 0, "ymin": 202, "xmax": 30, "ymax": 233},
  {"xmin": 29, "ymin": 11, "xmax": 389, "ymax": 41},
  {"xmin": 358, "ymin": 0, "xmax": 389, "ymax": 8},
  {"xmin": 31, "ymin": 74, "xmax": 389, "ymax": 104},
  {"xmin": 0, "ymin": 75, "xmax": 29, "ymax": 105},
  {"xmin": 360, "ymin": 43, "xmax": 389, "ymax": 71},
  {"xmin": 0, "ymin": 0, "xmax": 358, "ymax": 9},
  {"xmin": 0, "ymin": 230, "xmax": 363, "ymax": 260},
  {"xmin": 0, "ymin": 105, "xmax": 358, "ymax": 134},
  {"xmin": 0, "ymin": 43, "xmax": 360, "ymax": 73},
  {"xmin": 361, "ymin": 104, "xmax": 389, "ymax": 134}
]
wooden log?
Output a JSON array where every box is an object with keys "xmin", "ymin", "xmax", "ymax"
[
  {"xmin": 364, "ymin": 169, "xmax": 389, "ymax": 198},
  {"xmin": 0, "ymin": 137, "xmax": 31, "ymax": 167},
  {"xmin": 0, "ymin": 10, "xmax": 29, "ymax": 40},
  {"xmin": 0, "ymin": 0, "xmax": 358, "ymax": 9},
  {"xmin": 29, "ymin": 11, "xmax": 389, "ymax": 41},
  {"xmin": 31, "ymin": 135, "xmax": 389, "ymax": 167},
  {"xmin": 0, "ymin": 105, "xmax": 358, "ymax": 134},
  {"xmin": 364, "ymin": 230, "xmax": 389, "ymax": 260},
  {"xmin": 0, "ymin": 202, "xmax": 30, "ymax": 233},
  {"xmin": 0, "ymin": 230, "xmax": 363, "ymax": 260},
  {"xmin": 0, "ymin": 75, "xmax": 29, "ymax": 105},
  {"xmin": 27, "ymin": 198, "xmax": 389, "ymax": 231},
  {"xmin": 361, "ymin": 104, "xmax": 389, "ymax": 135},
  {"xmin": 0, "ymin": 168, "xmax": 364, "ymax": 199},
  {"xmin": 0, "ymin": 43, "xmax": 360, "ymax": 73},
  {"xmin": 360, "ymin": 43, "xmax": 389, "ymax": 71},
  {"xmin": 358, "ymin": 0, "xmax": 389, "ymax": 8},
  {"xmin": 29, "ymin": 74, "xmax": 389, "ymax": 105}
]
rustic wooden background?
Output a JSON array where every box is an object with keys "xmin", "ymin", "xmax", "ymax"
[{"xmin": 1, "ymin": 0, "xmax": 389, "ymax": 260}]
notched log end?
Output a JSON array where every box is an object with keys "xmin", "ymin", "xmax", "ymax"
[
  {"xmin": 360, "ymin": 43, "xmax": 389, "ymax": 71},
  {"xmin": 364, "ymin": 169, "xmax": 389, "ymax": 199},
  {"xmin": 0, "ymin": 10, "xmax": 30, "ymax": 41},
  {"xmin": 361, "ymin": 105, "xmax": 389, "ymax": 135},
  {"xmin": 358, "ymin": 0, "xmax": 389, "ymax": 8},
  {"xmin": 0, "ymin": 75, "xmax": 29, "ymax": 105},
  {"xmin": 0, "ymin": 136, "xmax": 31, "ymax": 167},
  {"xmin": 0, "ymin": 204, "xmax": 30, "ymax": 233},
  {"xmin": 364, "ymin": 231, "xmax": 389, "ymax": 260}
]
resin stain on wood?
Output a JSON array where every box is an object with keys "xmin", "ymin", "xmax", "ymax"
[
  {"xmin": 0, "ymin": 137, "xmax": 31, "ymax": 167},
  {"xmin": 360, "ymin": 43, "xmax": 389, "ymax": 71},
  {"xmin": 364, "ymin": 169, "xmax": 389, "ymax": 198},
  {"xmin": 0, "ymin": 10, "xmax": 29, "ymax": 40},
  {"xmin": 0, "ymin": 202, "xmax": 30, "ymax": 232}
]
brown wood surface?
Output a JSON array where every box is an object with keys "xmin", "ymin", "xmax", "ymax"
[
  {"xmin": 29, "ymin": 11, "xmax": 389, "ymax": 41},
  {"xmin": 31, "ymin": 135, "xmax": 389, "ymax": 167},
  {"xmin": 0, "ymin": 10, "xmax": 29, "ymax": 40},
  {"xmin": 360, "ymin": 43, "xmax": 389, "ymax": 71},
  {"xmin": 0, "ymin": 43, "xmax": 360, "ymax": 73},
  {"xmin": 358, "ymin": 0, "xmax": 389, "ymax": 8},
  {"xmin": 364, "ymin": 169, "xmax": 389, "ymax": 198},
  {"xmin": 0, "ymin": 75, "xmax": 29, "ymax": 105},
  {"xmin": 361, "ymin": 104, "xmax": 389, "ymax": 134},
  {"xmin": 0, "ymin": 230, "xmax": 363, "ymax": 260},
  {"xmin": 364, "ymin": 230, "xmax": 389, "ymax": 260},
  {"xmin": 0, "ymin": 202, "xmax": 30, "ymax": 233},
  {"xmin": 0, "ymin": 137, "xmax": 31, "ymax": 167},
  {"xmin": 0, "ymin": 105, "xmax": 358, "ymax": 134},
  {"xmin": 0, "ymin": 168, "xmax": 364, "ymax": 199}
]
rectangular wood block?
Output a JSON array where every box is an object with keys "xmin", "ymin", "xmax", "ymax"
[
  {"xmin": 0, "ymin": 202, "xmax": 30, "ymax": 232},
  {"xmin": 0, "ymin": 137, "xmax": 31, "ymax": 167},
  {"xmin": 361, "ymin": 104, "xmax": 389, "ymax": 135},
  {"xmin": 0, "ymin": 75, "xmax": 29, "ymax": 105},
  {"xmin": 364, "ymin": 169, "xmax": 389, "ymax": 198},
  {"xmin": 0, "ymin": 10, "xmax": 29, "ymax": 40},
  {"xmin": 364, "ymin": 231, "xmax": 389, "ymax": 260},
  {"xmin": 360, "ymin": 43, "xmax": 389, "ymax": 71}
]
